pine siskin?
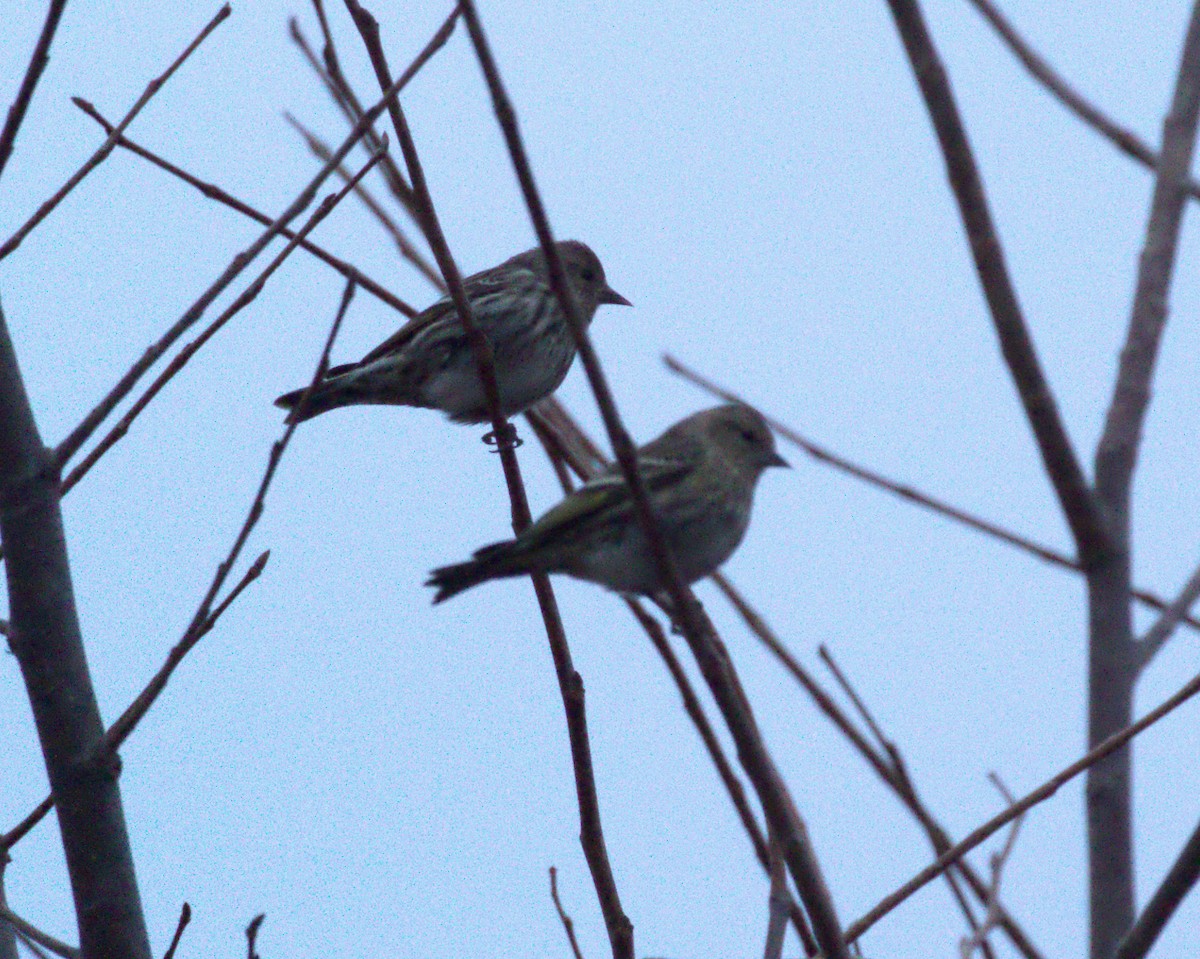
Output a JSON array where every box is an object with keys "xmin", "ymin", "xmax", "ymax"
[
  {"xmin": 427, "ymin": 404, "xmax": 788, "ymax": 602},
  {"xmin": 275, "ymin": 240, "xmax": 629, "ymax": 424}
]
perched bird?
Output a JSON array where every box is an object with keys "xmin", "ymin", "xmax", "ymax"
[
  {"xmin": 428, "ymin": 404, "xmax": 788, "ymax": 602},
  {"xmin": 276, "ymin": 240, "xmax": 629, "ymax": 424}
]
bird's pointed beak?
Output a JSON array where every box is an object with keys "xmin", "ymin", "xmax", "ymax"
[
  {"xmin": 768, "ymin": 452, "xmax": 790, "ymax": 468},
  {"xmin": 600, "ymin": 286, "xmax": 632, "ymax": 307}
]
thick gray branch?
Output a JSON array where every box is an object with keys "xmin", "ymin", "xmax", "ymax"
[{"xmin": 0, "ymin": 301, "xmax": 150, "ymax": 959}]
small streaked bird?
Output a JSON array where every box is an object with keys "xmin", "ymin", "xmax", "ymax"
[
  {"xmin": 275, "ymin": 240, "xmax": 629, "ymax": 424},
  {"xmin": 428, "ymin": 404, "xmax": 788, "ymax": 602}
]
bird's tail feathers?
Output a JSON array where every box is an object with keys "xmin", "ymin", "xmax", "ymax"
[
  {"xmin": 427, "ymin": 541, "xmax": 530, "ymax": 603},
  {"xmin": 274, "ymin": 364, "xmax": 370, "ymax": 424}
]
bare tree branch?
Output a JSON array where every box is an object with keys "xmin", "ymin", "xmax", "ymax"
[
  {"xmin": 341, "ymin": 7, "xmax": 635, "ymax": 957},
  {"xmin": 1137, "ymin": 558, "xmax": 1200, "ymax": 669},
  {"xmin": 959, "ymin": 776, "xmax": 1024, "ymax": 959},
  {"xmin": 665, "ymin": 354, "xmax": 1200, "ymax": 638},
  {"xmin": 4, "ymin": 281, "xmax": 348, "ymax": 849},
  {"xmin": 719, "ymin": 577, "xmax": 1042, "ymax": 959},
  {"xmin": 71, "ymin": 98, "xmax": 417, "ymax": 318},
  {"xmin": 762, "ymin": 838, "xmax": 789, "ymax": 959},
  {"xmin": 60, "ymin": 146, "xmax": 386, "ymax": 497},
  {"xmin": 549, "ymin": 868, "xmax": 585, "ymax": 959},
  {"xmin": 0, "ymin": 903, "xmax": 75, "ymax": 959},
  {"xmin": 882, "ymin": 0, "xmax": 1108, "ymax": 566},
  {"xmin": 526, "ymin": 413, "xmax": 817, "ymax": 954},
  {"xmin": 52, "ymin": 21, "xmax": 443, "ymax": 472},
  {"xmin": 818, "ymin": 646, "xmax": 996, "ymax": 959},
  {"xmin": 288, "ymin": 11, "xmax": 421, "ymax": 220},
  {"xmin": 0, "ymin": 858, "xmax": 18, "ymax": 959},
  {"xmin": 845, "ymin": 665, "xmax": 1200, "ymax": 943},
  {"xmin": 1114, "ymin": 811, "xmax": 1200, "ymax": 959},
  {"xmin": 0, "ymin": 0, "xmax": 70, "ymax": 183},
  {"xmin": 457, "ymin": 4, "xmax": 848, "ymax": 954},
  {"xmin": 245, "ymin": 914, "xmax": 264, "ymax": 959},
  {"xmin": 964, "ymin": 0, "xmax": 1200, "ymax": 201},
  {"xmin": 161, "ymin": 903, "xmax": 190, "ymax": 959},
  {"xmin": 0, "ymin": 5, "xmax": 231, "ymax": 261},
  {"xmin": 283, "ymin": 111, "xmax": 444, "ymax": 290},
  {"xmin": 0, "ymin": 300, "xmax": 151, "ymax": 954},
  {"xmin": 1087, "ymin": 6, "xmax": 1200, "ymax": 952}
]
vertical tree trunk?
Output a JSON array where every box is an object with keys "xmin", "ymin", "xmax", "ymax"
[
  {"xmin": 0, "ymin": 305, "xmax": 151, "ymax": 959},
  {"xmin": 1086, "ymin": 553, "xmax": 1137, "ymax": 959}
]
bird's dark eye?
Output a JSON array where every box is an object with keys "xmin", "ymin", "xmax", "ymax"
[
  {"xmin": 579, "ymin": 267, "xmax": 597, "ymax": 283},
  {"xmin": 740, "ymin": 428, "xmax": 758, "ymax": 444}
]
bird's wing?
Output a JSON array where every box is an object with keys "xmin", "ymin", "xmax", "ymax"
[
  {"xmin": 358, "ymin": 264, "xmax": 540, "ymax": 365},
  {"xmin": 520, "ymin": 453, "xmax": 694, "ymax": 550}
]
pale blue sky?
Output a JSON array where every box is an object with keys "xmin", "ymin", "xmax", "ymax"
[{"xmin": 2, "ymin": 1, "xmax": 1199, "ymax": 956}]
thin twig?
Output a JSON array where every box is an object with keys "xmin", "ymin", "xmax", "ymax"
[
  {"xmin": 1, "ymin": 797, "xmax": 52, "ymax": 850},
  {"xmin": 1137, "ymin": 558, "xmax": 1200, "ymax": 669},
  {"xmin": 0, "ymin": 0, "xmax": 69, "ymax": 183},
  {"xmin": 964, "ymin": 0, "xmax": 1200, "ymax": 201},
  {"xmin": 845, "ymin": 665, "xmax": 1200, "ymax": 943},
  {"xmin": 665, "ymin": 354, "xmax": 1200, "ymax": 637},
  {"xmin": 52, "ymin": 16, "xmax": 444, "ymax": 473},
  {"xmin": 763, "ymin": 837, "xmax": 790, "ymax": 959},
  {"xmin": 1114, "ymin": 811, "xmax": 1200, "ymax": 959},
  {"xmin": 0, "ymin": 905, "xmax": 76, "ymax": 959},
  {"xmin": 161, "ymin": 904, "xmax": 190, "ymax": 959},
  {"xmin": 882, "ymin": 0, "xmax": 1107, "ymax": 566},
  {"xmin": 0, "ymin": 5, "xmax": 231, "ymax": 261},
  {"xmin": 721, "ymin": 579, "xmax": 1040, "ymax": 959},
  {"xmin": 14, "ymin": 929, "xmax": 51, "ymax": 959},
  {"xmin": 818, "ymin": 645, "xmax": 996, "ymax": 959},
  {"xmin": 60, "ymin": 147, "xmax": 385, "ymax": 497},
  {"xmin": 623, "ymin": 596, "xmax": 818, "ymax": 956},
  {"xmin": 549, "ymin": 868, "xmax": 585, "ymax": 959},
  {"xmin": 283, "ymin": 111, "xmax": 443, "ymax": 289},
  {"xmin": 289, "ymin": 11, "xmax": 421, "ymax": 219},
  {"xmin": 245, "ymin": 915, "xmax": 264, "ymax": 959},
  {"xmin": 457, "ymin": 4, "xmax": 848, "ymax": 954},
  {"xmin": 960, "ymin": 776, "xmax": 1024, "ymax": 958},
  {"xmin": 107, "ymin": 277, "xmax": 353, "ymax": 752},
  {"xmin": 71, "ymin": 97, "xmax": 416, "ymax": 318}
]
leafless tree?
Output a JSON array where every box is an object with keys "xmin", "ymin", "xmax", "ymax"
[{"xmin": 2, "ymin": 2, "xmax": 1200, "ymax": 958}]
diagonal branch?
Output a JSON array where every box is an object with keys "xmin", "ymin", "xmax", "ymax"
[
  {"xmin": 457, "ymin": 4, "xmax": 848, "ymax": 955},
  {"xmin": 845, "ymin": 665, "xmax": 1200, "ymax": 943},
  {"xmin": 71, "ymin": 97, "xmax": 417, "ymax": 318},
  {"xmin": 665, "ymin": 354, "xmax": 1200, "ymax": 638},
  {"xmin": 283, "ymin": 111, "xmax": 443, "ymax": 290},
  {"xmin": 883, "ymin": 0, "xmax": 1108, "ymax": 567},
  {"xmin": 289, "ymin": 11, "xmax": 420, "ymax": 221},
  {"xmin": 1114, "ymin": 811, "xmax": 1200, "ymax": 959},
  {"xmin": 1095, "ymin": 3, "xmax": 1200, "ymax": 518},
  {"xmin": 1137, "ymin": 558, "xmax": 1200, "ymax": 670},
  {"xmin": 0, "ymin": 0, "xmax": 70, "ymax": 183},
  {"xmin": 717, "ymin": 576, "xmax": 1043, "ymax": 959},
  {"xmin": 526, "ymin": 412, "xmax": 817, "ymax": 954},
  {"xmin": 51, "ymin": 19, "xmax": 445, "ymax": 472},
  {"xmin": 0, "ymin": 5, "xmax": 231, "ymax": 261},
  {"xmin": 964, "ymin": 0, "xmax": 1200, "ymax": 202},
  {"xmin": 60, "ymin": 147, "xmax": 386, "ymax": 497},
  {"xmin": 0, "ymin": 902, "xmax": 77, "ymax": 959}
]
